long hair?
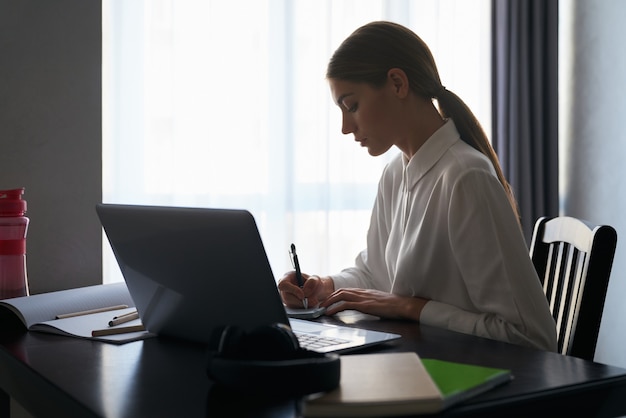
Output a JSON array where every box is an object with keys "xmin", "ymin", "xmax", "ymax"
[{"xmin": 326, "ymin": 21, "xmax": 520, "ymax": 221}]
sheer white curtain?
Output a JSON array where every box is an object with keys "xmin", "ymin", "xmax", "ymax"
[{"xmin": 102, "ymin": 0, "xmax": 491, "ymax": 283}]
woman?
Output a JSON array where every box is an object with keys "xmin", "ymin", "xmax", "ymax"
[{"xmin": 278, "ymin": 21, "xmax": 557, "ymax": 352}]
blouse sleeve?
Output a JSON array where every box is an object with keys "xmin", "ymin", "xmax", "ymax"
[{"xmin": 419, "ymin": 169, "xmax": 557, "ymax": 351}]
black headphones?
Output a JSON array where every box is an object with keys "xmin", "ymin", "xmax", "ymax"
[{"xmin": 206, "ymin": 323, "xmax": 340, "ymax": 397}]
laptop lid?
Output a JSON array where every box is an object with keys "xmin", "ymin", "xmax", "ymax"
[
  {"xmin": 97, "ymin": 203, "xmax": 400, "ymax": 351},
  {"xmin": 97, "ymin": 203, "xmax": 290, "ymax": 344}
]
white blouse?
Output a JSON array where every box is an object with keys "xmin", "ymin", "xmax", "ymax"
[{"xmin": 331, "ymin": 119, "xmax": 557, "ymax": 352}]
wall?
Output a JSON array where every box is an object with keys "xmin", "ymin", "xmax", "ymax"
[
  {"xmin": 560, "ymin": 0, "xmax": 626, "ymax": 368},
  {"xmin": 0, "ymin": 0, "xmax": 102, "ymax": 295}
]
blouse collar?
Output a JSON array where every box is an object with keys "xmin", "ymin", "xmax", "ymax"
[{"xmin": 401, "ymin": 119, "xmax": 460, "ymax": 187}]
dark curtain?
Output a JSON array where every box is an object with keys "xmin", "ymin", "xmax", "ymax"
[{"xmin": 491, "ymin": 0, "xmax": 559, "ymax": 243}]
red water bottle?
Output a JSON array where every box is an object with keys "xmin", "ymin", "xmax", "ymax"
[{"xmin": 0, "ymin": 188, "xmax": 30, "ymax": 299}]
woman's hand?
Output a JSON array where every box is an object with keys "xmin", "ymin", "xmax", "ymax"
[
  {"xmin": 278, "ymin": 272, "xmax": 335, "ymax": 309},
  {"xmin": 320, "ymin": 288, "xmax": 429, "ymax": 321}
]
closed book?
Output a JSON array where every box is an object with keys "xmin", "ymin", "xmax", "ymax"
[{"xmin": 303, "ymin": 352, "xmax": 511, "ymax": 417}]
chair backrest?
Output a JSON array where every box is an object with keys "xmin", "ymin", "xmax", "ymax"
[{"xmin": 529, "ymin": 216, "xmax": 617, "ymax": 360}]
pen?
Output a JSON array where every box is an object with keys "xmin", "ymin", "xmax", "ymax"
[
  {"xmin": 91, "ymin": 324, "xmax": 145, "ymax": 337},
  {"xmin": 108, "ymin": 310, "xmax": 139, "ymax": 326},
  {"xmin": 55, "ymin": 304, "xmax": 129, "ymax": 319},
  {"xmin": 290, "ymin": 243, "xmax": 308, "ymax": 309}
]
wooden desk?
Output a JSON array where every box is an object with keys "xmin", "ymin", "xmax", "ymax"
[{"xmin": 1, "ymin": 311, "xmax": 626, "ymax": 417}]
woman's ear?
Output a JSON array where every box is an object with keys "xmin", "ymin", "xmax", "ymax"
[{"xmin": 387, "ymin": 68, "xmax": 410, "ymax": 98}]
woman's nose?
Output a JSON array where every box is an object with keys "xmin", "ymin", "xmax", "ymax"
[{"xmin": 341, "ymin": 113, "xmax": 355, "ymax": 135}]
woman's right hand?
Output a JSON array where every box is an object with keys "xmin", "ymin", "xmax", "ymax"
[{"xmin": 277, "ymin": 272, "xmax": 334, "ymax": 309}]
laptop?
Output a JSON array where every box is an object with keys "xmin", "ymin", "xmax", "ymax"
[{"xmin": 96, "ymin": 203, "xmax": 400, "ymax": 353}]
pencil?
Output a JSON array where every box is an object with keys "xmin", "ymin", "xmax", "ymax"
[
  {"xmin": 91, "ymin": 324, "xmax": 146, "ymax": 337},
  {"xmin": 56, "ymin": 304, "xmax": 129, "ymax": 319},
  {"xmin": 108, "ymin": 311, "xmax": 139, "ymax": 326}
]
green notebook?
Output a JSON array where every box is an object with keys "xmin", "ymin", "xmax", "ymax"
[
  {"xmin": 421, "ymin": 358, "xmax": 513, "ymax": 408},
  {"xmin": 303, "ymin": 352, "xmax": 512, "ymax": 417}
]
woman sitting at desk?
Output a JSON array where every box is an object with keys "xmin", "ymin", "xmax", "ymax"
[{"xmin": 278, "ymin": 21, "xmax": 557, "ymax": 352}]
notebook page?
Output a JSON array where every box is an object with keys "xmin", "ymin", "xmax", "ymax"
[{"xmin": 0, "ymin": 282, "xmax": 134, "ymax": 328}]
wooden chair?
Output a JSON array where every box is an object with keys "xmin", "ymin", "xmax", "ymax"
[{"xmin": 529, "ymin": 216, "xmax": 617, "ymax": 360}]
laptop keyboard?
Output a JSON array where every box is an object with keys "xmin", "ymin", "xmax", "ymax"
[{"xmin": 294, "ymin": 331, "xmax": 350, "ymax": 350}]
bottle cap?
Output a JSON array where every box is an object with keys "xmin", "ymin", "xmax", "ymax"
[{"xmin": 0, "ymin": 188, "xmax": 27, "ymax": 216}]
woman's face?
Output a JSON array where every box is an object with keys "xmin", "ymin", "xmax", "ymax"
[{"xmin": 328, "ymin": 78, "xmax": 403, "ymax": 157}]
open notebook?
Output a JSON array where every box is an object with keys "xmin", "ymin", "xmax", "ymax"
[{"xmin": 96, "ymin": 203, "xmax": 400, "ymax": 352}]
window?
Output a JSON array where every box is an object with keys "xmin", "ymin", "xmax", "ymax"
[{"xmin": 102, "ymin": 0, "xmax": 491, "ymax": 283}]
